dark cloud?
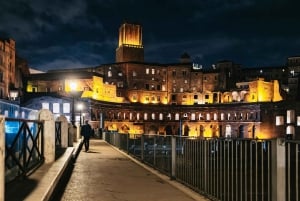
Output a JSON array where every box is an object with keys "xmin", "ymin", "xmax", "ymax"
[{"xmin": 0, "ymin": 0, "xmax": 300, "ymax": 71}]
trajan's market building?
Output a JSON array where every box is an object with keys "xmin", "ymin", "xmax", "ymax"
[{"xmin": 21, "ymin": 22, "xmax": 300, "ymax": 139}]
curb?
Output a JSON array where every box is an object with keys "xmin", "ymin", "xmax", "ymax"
[{"xmin": 24, "ymin": 141, "xmax": 83, "ymax": 201}]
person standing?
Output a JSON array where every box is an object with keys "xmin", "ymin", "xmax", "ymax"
[{"xmin": 80, "ymin": 120, "xmax": 93, "ymax": 152}]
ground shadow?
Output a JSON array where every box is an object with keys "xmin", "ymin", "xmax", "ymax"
[{"xmin": 5, "ymin": 178, "xmax": 38, "ymax": 201}]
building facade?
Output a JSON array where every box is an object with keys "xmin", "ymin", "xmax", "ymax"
[
  {"xmin": 0, "ymin": 38, "xmax": 16, "ymax": 99},
  {"xmin": 1, "ymin": 22, "xmax": 298, "ymax": 139}
]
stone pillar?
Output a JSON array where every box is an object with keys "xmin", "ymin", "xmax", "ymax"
[
  {"xmin": 56, "ymin": 115, "xmax": 68, "ymax": 148},
  {"xmin": 38, "ymin": 109, "xmax": 55, "ymax": 163},
  {"xmin": 76, "ymin": 123, "xmax": 81, "ymax": 141},
  {"xmin": 271, "ymin": 138, "xmax": 286, "ymax": 201},
  {"xmin": 68, "ymin": 123, "xmax": 74, "ymax": 146},
  {"xmin": 0, "ymin": 116, "xmax": 5, "ymax": 201},
  {"xmin": 69, "ymin": 124, "xmax": 78, "ymax": 143}
]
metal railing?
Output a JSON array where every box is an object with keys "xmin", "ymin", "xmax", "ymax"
[
  {"xmin": 286, "ymin": 140, "xmax": 300, "ymax": 201},
  {"xmin": 174, "ymin": 137, "xmax": 272, "ymax": 201},
  {"xmin": 105, "ymin": 132, "xmax": 300, "ymax": 201},
  {"xmin": 55, "ymin": 121, "xmax": 62, "ymax": 147},
  {"xmin": 5, "ymin": 118, "xmax": 44, "ymax": 182}
]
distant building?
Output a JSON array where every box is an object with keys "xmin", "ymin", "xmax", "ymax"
[
  {"xmin": 2, "ymin": 22, "xmax": 298, "ymax": 139},
  {"xmin": 0, "ymin": 38, "xmax": 16, "ymax": 99},
  {"xmin": 287, "ymin": 56, "xmax": 300, "ymax": 100},
  {"xmin": 116, "ymin": 23, "xmax": 144, "ymax": 63}
]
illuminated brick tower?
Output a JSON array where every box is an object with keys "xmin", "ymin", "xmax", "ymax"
[{"xmin": 116, "ymin": 23, "xmax": 144, "ymax": 62}]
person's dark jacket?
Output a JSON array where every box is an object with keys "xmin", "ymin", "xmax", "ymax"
[{"xmin": 81, "ymin": 124, "xmax": 92, "ymax": 137}]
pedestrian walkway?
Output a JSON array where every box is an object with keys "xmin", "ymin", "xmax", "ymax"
[
  {"xmin": 53, "ymin": 139, "xmax": 209, "ymax": 201},
  {"xmin": 5, "ymin": 141, "xmax": 81, "ymax": 201}
]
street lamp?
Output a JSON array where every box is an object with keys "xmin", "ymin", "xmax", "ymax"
[
  {"xmin": 77, "ymin": 103, "xmax": 83, "ymax": 126},
  {"xmin": 9, "ymin": 89, "xmax": 19, "ymax": 101},
  {"xmin": 70, "ymin": 82, "xmax": 77, "ymax": 126}
]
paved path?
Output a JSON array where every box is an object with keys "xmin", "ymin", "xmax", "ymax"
[{"xmin": 54, "ymin": 139, "xmax": 209, "ymax": 201}]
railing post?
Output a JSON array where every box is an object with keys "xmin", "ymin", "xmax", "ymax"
[
  {"xmin": 0, "ymin": 116, "xmax": 5, "ymax": 201},
  {"xmin": 204, "ymin": 139, "xmax": 208, "ymax": 193},
  {"xmin": 103, "ymin": 130, "xmax": 106, "ymax": 141},
  {"xmin": 39, "ymin": 109, "xmax": 55, "ymax": 163},
  {"xmin": 126, "ymin": 133, "xmax": 129, "ymax": 154},
  {"xmin": 171, "ymin": 135, "xmax": 176, "ymax": 179},
  {"xmin": 56, "ymin": 116, "xmax": 69, "ymax": 147},
  {"xmin": 271, "ymin": 138, "xmax": 286, "ymax": 201},
  {"xmin": 141, "ymin": 134, "xmax": 144, "ymax": 162},
  {"xmin": 153, "ymin": 136, "xmax": 156, "ymax": 166}
]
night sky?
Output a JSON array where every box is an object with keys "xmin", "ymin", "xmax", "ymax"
[{"xmin": 1, "ymin": 0, "xmax": 300, "ymax": 71}]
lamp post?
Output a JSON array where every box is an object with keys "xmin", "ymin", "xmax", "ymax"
[
  {"xmin": 70, "ymin": 82, "xmax": 77, "ymax": 126},
  {"xmin": 78, "ymin": 103, "xmax": 83, "ymax": 126},
  {"xmin": 82, "ymin": 113, "xmax": 85, "ymax": 125},
  {"xmin": 9, "ymin": 89, "xmax": 20, "ymax": 118}
]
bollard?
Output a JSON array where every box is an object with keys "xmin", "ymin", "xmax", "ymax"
[
  {"xmin": 0, "ymin": 116, "xmax": 5, "ymax": 201},
  {"xmin": 56, "ymin": 115, "xmax": 68, "ymax": 148},
  {"xmin": 39, "ymin": 109, "xmax": 55, "ymax": 163}
]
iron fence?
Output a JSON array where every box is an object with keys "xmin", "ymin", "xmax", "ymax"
[
  {"xmin": 55, "ymin": 121, "xmax": 62, "ymax": 147},
  {"xmin": 105, "ymin": 132, "xmax": 299, "ymax": 201},
  {"xmin": 286, "ymin": 140, "xmax": 300, "ymax": 201},
  {"xmin": 174, "ymin": 137, "xmax": 272, "ymax": 201},
  {"xmin": 5, "ymin": 118, "xmax": 44, "ymax": 182}
]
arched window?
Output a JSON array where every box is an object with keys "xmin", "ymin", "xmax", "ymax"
[
  {"xmin": 206, "ymin": 113, "xmax": 210, "ymax": 121},
  {"xmin": 151, "ymin": 113, "xmax": 155, "ymax": 120},
  {"xmin": 191, "ymin": 113, "xmax": 195, "ymax": 121},
  {"xmin": 159, "ymin": 113, "xmax": 163, "ymax": 120},
  {"xmin": 213, "ymin": 113, "xmax": 218, "ymax": 120},
  {"xmin": 287, "ymin": 110, "xmax": 295, "ymax": 123},
  {"xmin": 225, "ymin": 125, "xmax": 231, "ymax": 137},
  {"xmin": 287, "ymin": 125, "xmax": 295, "ymax": 135},
  {"xmin": 221, "ymin": 113, "xmax": 225, "ymax": 120}
]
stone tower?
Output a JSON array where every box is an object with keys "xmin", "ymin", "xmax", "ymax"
[{"xmin": 116, "ymin": 23, "xmax": 144, "ymax": 62}]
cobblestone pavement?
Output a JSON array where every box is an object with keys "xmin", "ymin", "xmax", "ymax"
[{"xmin": 54, "ymin": 139, "xmax": 208, "ymax": 201}]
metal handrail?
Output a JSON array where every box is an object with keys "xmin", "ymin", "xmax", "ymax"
[
  {"xmin": 5, "ymin": 118, "xmax": 44, "ymax": 182},
  {"xmin": 105, "ymin": 132, "xmax": 274, "ymax": 201}
]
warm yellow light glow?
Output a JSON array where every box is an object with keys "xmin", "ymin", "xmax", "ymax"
[
  {"xmin": 65, "ymin": 80, "xmax": 79, "ymax": 92},
  {"xmin": 247, "ymin": 78, "xmax": 282, "ymax": 103},
  {"xmin": 118, "ymin": 23, "xmax": 142, "ymax": 47},
  {"xmin": 255, "ymin": 131, "xmax": 270, "ymax": 139},
  {"xmin": 80, "ymin": 76, "xmax": 124, "ymax": 103},
  {"xmin": 70, "ymin": 82, "xmax": 77, "ymax": 91},
  {"xmin": 189, "ymin": 127, "xmax": 199, "ymax": 137},
  {"xmin": 26, "ymin": 83, "xmax": 33, "ymax": 92}
]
